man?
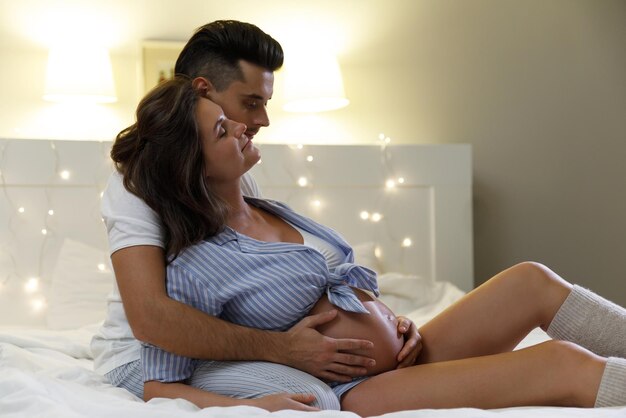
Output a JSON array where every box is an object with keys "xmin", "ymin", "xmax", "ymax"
[{"xmin": 91, "ymin": 20, "xmax": 420, "ymax": 411}]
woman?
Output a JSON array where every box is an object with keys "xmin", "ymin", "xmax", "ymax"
[{"xmin": 110, "ymin": 76, "xmax": 626, "ymax": 416}]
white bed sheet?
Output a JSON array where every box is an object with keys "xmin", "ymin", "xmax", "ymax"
[{"xmin": 1, "ymin": 320, "xmax": 625, "ymax": 417}]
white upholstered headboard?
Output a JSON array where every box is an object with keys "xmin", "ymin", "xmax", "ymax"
[{"xmin": 0, "ymin": 139, "xmax": 473, "ymax": 327}]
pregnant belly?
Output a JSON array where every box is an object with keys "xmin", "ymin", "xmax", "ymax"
[{"xmin": 308, "ymin": 288, "xmax": 404, "ymax": 376}]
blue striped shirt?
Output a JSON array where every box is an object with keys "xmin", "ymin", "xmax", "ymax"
[{"xmin": 142, "ymin": 197, "xmax": 379, "ymax": 383}]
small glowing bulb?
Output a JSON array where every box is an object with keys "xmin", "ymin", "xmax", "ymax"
[
  {"xmin": 41, "ymin": 228, "xmax": 48, "ymax": 235},
  {"xmin": 306, "ymin": 155, "xmax": 314, "ymax": 162},
  {"xmin": 24, "ymin": 278, "xmax": 39, "ymax": 293},
  {"xmin": 31, "ymin": 297, "xmax": 46, "ymax": 313},
  {"xmin": 374, "ymin": 246, "xmax": 382, "ymax": 258},
  {"xmin": 97, "ymin": 263, "xmax": 106, "ymax": 272},
  {"xmin": 100, "ymin": 191, "xmax": 104, "ymax": 198},
  {"xmin": 371, "ymin": 213, "xmax": 382, "ymax": 222},
  {"xmin": 398, "ymin": 177, "xmax": 405, "ymax": 184},
  {"xmin": 311, "ymin": 200, "xmax": 322, "ymax": 208},
  {"xmin": 359, "ymin": 211, "xmax": 370, "ymax": 220},
  {"xmin": 48, "ymin": 209, "xmax": 54, "ymax": 216},
  {"xmin": 402, "ymin": 238, "xmax": 413, "ymax": 247},
  {"xmin": 378, "ymin": 133, "xmax": 385, "ymax": 141},
  {"xmin": 385, "ymin": 179, "xmax": 396, "ymax": 189},
  {"xmin": 60, "ymin": 170, "xmax": 71, "ymax": 180},
  {"xmin": 385, "ymin": 137, "xmax": 391, "ymax": 144},
  {"xmin": 296, "ymin": 144, "xmax": 303, "ymax": 150},
  {"xmin": 297, "ymin": 177, "xmax": 308, "ymax": 187},
  {"xmin": 18, "ymin": 207, "xmax": 25, "ymax": 213}
]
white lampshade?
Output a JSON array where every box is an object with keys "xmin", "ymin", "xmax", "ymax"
[
  {"xmin": 44, "ymin": 45, "xmax": 117, "ymax": 103},
  {"xmin": 282, "ymin": 52, "xmax": 349, "ymax": 113}
]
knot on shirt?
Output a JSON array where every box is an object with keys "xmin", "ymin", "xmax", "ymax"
[{"xmin": 326, "ymin": 263, "xmax": 380, "ymax": 314}]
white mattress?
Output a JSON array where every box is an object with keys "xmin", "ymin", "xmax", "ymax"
[{"xmin": 1, "ymin": 314, "xmax": 624, "ymax": 417}]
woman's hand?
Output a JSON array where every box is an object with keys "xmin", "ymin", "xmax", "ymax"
[
  {"xmin": 145, "ymin": 381, "xmax": 319, "ymax": 412},
  {"xmin": 395, "ymin": 316, "xmax": 422, "ymax": 368},
  {"xmin": 246, "ymin": 393, "xmax": 320, "ymax": 412}
]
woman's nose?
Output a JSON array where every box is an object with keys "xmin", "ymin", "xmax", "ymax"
[{"xmin": 234, "ymin": 122, "xmax": 247, "ymax": 137}]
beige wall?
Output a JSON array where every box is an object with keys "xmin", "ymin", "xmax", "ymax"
[
  {"xmin": 0, "ymin": 49, "xmax": 137, "ymax": 141},
  {"xmin": 1, "ymin": 0, "xmax": 625, "ymax": 303},
  {"xmin": 362, "ymin": 0, "xmax": 626, "ymax": 304}
]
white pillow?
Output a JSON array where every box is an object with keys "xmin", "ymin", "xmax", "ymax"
[
  {"xmin": 377, "ymin": 272, "xmax": 465, "ymax": 325},
  {"xmin": 46, "ymin": 239, "xmax": 114, "ymax": 330},
  {"xmin": 352, "ymin": 241, "xmax": 383, "ymax": 274}
]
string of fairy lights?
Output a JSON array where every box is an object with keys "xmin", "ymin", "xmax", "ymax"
[
  {"xmin": 264, "ymin": 134, "xmax": 415, "ymax": 263},
  {"xmin": 0, "ymin": 136, "xmax": 414, "ymax": 315},
  {"xmin": 0, "ymin": 139, "xmax": 111, "ymax": 315}
]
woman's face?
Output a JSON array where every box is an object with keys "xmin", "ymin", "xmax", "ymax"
[{"xmin": 196, "ymin": 97, "xmax": 261, "ymax": 183}]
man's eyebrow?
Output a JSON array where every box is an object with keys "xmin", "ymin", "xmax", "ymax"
[{"xmin": 241, "ymin": 93, "xmax": 265, "ymax": 100}]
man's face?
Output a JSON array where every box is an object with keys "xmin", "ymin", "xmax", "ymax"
[{"xmin": 208, "ymin": 60, "xmax": 274, "ymax": 141}]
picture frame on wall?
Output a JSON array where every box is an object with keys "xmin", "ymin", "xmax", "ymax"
[{"xmin": 141, "ymin": 40, "xmax": 185, "ymax": 93}]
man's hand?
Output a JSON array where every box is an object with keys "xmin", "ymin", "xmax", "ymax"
[
  {"xmin": 395, "ymin": 316, "xmax": 422, "ymax": 368},
  {"xmin": 285, "ymin": 310, "xmax": 375, "ymax": 382}
]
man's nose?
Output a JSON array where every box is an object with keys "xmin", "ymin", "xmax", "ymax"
[{"xmin": 254, "ymin": 108, "xmax": 270, "ymax": 127}]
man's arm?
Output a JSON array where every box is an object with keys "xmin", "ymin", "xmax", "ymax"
[{"xmin": 113, "ymin": 245, "xmax": 374, "ymax": 381}]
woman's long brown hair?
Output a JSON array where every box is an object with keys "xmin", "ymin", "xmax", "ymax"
[{"xmin": 110, "ymin": 77, "xmax": 229, "ymax": 261}]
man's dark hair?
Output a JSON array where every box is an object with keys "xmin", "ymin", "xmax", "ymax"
[{"xmin": 175, "ymin": 20, "xmax": 284, "ymax": 91}]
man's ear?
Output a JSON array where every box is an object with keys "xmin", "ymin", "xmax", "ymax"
[{"xmin": 192, "ymin": 77, "xmax": 215, "ymax": 97}]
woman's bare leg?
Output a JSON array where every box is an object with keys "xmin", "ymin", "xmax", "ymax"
[
  {"xmin": 342, "ymin": 340, "xmax": 606, "ymax": 417},
  {"xmin": 417, "ymin": 262, "xmax": 572, "ymax": 363}
]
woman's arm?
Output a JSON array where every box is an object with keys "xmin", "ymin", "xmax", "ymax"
[
  {"xmin": 144, "ymin": 381, "xmax": 318, "ymax": 412},
  {"xmin": 112, "ymin": 245, "xmax": 374, "ymax": 381}
]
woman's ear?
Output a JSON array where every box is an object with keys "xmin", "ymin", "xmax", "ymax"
[{"xmin": 192, "ymin": 77, "xmax": 215, "ymax": 98}]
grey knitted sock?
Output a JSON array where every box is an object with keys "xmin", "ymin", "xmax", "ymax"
[
  {"xmin": 595, "ymin": 357, "xmax": 626, "ymax": 407},
  {"xmin": 547, "ymin": 285, "xmax": 626, "ymax": 358}
]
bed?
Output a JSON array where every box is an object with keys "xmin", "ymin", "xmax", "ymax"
[{"xmin": 1, "ymin": 139, "xmax": 623, "ymax": 417}]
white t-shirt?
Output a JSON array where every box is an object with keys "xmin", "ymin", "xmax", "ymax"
[{"xmin": 90, "ymin": 171, "xmax": 261, "ymax": 375}]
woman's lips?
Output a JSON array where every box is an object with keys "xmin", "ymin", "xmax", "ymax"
[
  {"xmin": 241, "ymin": 137, "xmax": 251, "ymax": 151},
  {"xmin": 242, "ymin": 130, "xmax": 257, "ymax": 151}
]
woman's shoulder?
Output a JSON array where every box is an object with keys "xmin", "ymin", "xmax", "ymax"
[
  {"xmin": 244, "ymin": 196, "xmax": 295, "ymax": 213},
  {"xmin": 174, "ymin": 228, "xmax": 238, "ymax": 260},
  {"xmin": 167, "ymin": 229, "xmax": 245, "ymax": 282}
]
